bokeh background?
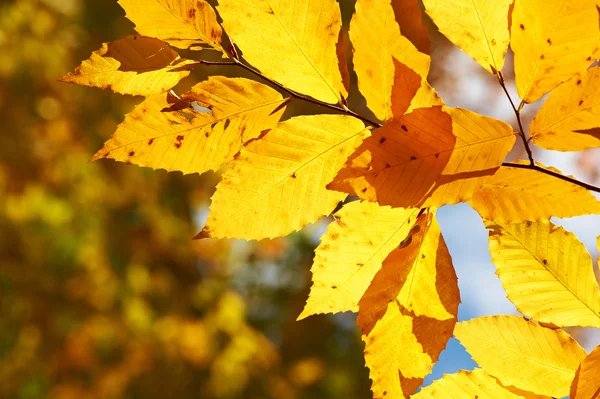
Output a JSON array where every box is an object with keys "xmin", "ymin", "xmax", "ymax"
[{"xmin": 1, "ymin": 0, "xmax": 599, "ymax": 398}]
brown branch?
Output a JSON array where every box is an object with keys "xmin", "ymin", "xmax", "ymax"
[
  {"xmin": 502, "ymin": 162, "xmax": 600, "ymax": 193},
  {"xmin": 191, "ymin": 51, "xmax": 600, "ymax": 195},
  {"xmin": 497, "ymin": 71, "xmax": 534, "ymax": 165}
]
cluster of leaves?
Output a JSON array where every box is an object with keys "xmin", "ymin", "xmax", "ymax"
[{"xmin": 61, "ymin": 0, "xmax": 600, "ymax": 397}]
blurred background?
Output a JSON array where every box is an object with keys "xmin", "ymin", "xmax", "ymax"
[{"xmin": 1, "ymin": 0, "xmax": 599, "ymax": 398}]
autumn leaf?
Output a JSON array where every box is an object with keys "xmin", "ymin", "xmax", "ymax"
[
  {"xmin": 298, "ymin": 201, "xmax": 421, "ymax": 318},
  {"xmin": 455, "ymin": 315, "xmax": 587, "ymax": 397},
  {"xmin": 350, "ymin": 0, "xmax": 432, "ymax": 121},
  {"xmin": 468, "ymin": 160, "xmax": 600, "ymax": 222},
  {"xmin": 423, "ymin": 0, "xmax": 512, "ymax": 73},
  {"xmin": 412, "ymin": 369, "xmax": 548, "ymax": 399},
  {"xmin": 392, "ymin": 0, "xmax": 430, "ymax": 55},
  {"xmin": 91, "ymin": 77, "xmax": 288, "ymax": 174},
  {"xmin": 217, "ymin": 0, "xmax": 347, "ymax": 104},
  {"xmin": 59, "ymin": 35, "xmax": 195, "ymax": 96},
  {"xmin": 511, "ymin": 0, "xmax": 600, "ymax": 104},
  {"xmin": 329, "ymin": 63, "xmax": 515, "ymax": 208},
  {"xmin": 197, "ymin": 115, "xmax": 369, "ymax": 240},
  {"xmin": 117, "ymin": 0, "xmax": 224, "ymax": 51},
  {"xmin": 358, "ymin": 212, "xmax": 459, "ymax": 398},
  {"xmin": 570, "ymin": 345, "xmax": 600, "ymax": 399},
  {"xmin": 530, "ymin": 67, "xmax": 600, "ymax": 151}
]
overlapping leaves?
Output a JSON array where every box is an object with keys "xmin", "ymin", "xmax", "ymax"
[{"xmin": 62, "ymin": 0, "xmax": 600, "ymax": 397}]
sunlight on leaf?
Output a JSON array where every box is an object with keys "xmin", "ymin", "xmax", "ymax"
[{"xmin": 570, "ymin": 345, "xmax": 600, "ymax": 399}]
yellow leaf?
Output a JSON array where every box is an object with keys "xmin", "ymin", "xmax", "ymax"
[
  {"xmin": 511, "ymin": 0, "xmax": 600, "ymax": 104},
  {"xmin": 468, "ymin": 161, "xmax": 600, "ymax": 222},
  {"xmin": 392, "ymin": 0, "xmax": 430, "ymax": 55},
  {"xmin": 217, "ymin": 0, "xmax": 347, "ymax": 104},
  {"xmin": 570, "ymin": 345, "xmax": 600, "ymax": 399},
  {"xmin": 486, "ymin": 219, "xmax": 600, "ymax": 328},
  {"xmin": 298, "ymin": 201, "xmax": 421, "ymax": 318},
  {"xmin": 454, "ymin": 315, "xmax": 587, "ymax": 397},
  {"xmin": 412, "ymin": 369, "xmax": 547, "ymax": 399},
  {"xmin": 530, "ymin": 68, "xmax": 600, "ymax": 151},
  {"xmin": 59, "ymin": 35, "xmax": 195, "ymax": 96},
  {"xmin": 91, "ymin": 77, "xmax": 288, "ymax": 174},
  {"xmin": 358, "ymin": 212, "xmax": 459, "ymax": 398},
  {"xmin": 198, "ymin": 115, "xmax": 369, "ymax": 240},
  {"xmin": 350, "ymin": 0, "xmax": 431, "ymax": 120},
  {"xmin": 117, "ymin": 0, "xmax": 224, "ymax": 51},
  {"xmin": 423, "ymin": 0, "xmax": 512, "ymax": 73},
  {"xmin": 329, "ymin": 63, "xmax": 515, "ymax": 208}
]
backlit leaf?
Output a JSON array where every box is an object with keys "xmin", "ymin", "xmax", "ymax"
[
  {"xmin": 392, "ymin": 0, "xmax": 430, "ymax": 55},
  {"xmin": 570, "ymin": 345, "xmax": 600, "ymax": 399},
  {"xmin": 486, "ymin": 219, "xmax": 600, "ymax": 328},
  {"xmin": 217, "ymin": 0, "xmax": 347, "ymax": 104},
  {"xmin": 298, "ymin": 201, "xmax": 420, "ymax": 318},
  {"xmin": 198, "ymin": 115, "xmax": 369, "ymax": 240},
  {"xmin": 530, "ymin": 67, "xmax": 600, "ymax": 151},
  {"xmin": 358, "ymin": 212, "xmax": 459, "ymax": 398},
  {"xmin": 468, "ymin": 161, "xmax": 600, "ymax": 222},
  {"xmin": 350, "ymin": 0, "xmax": 431, "ymax": 121},
  {"xmin": 91, "ymin": 77, "xmax": 288, "ymax": 174},
  {"xmin": 455, "ymin": 315, "xmax": 587, "ymax": 397},
  {"xmin": 423, "ymin": 0, "xmax": 512, "ymax": 73},
  {"xmin": 412, "ymin": 369, "xmax": 546, "ymax": 399},
  {"xmin": 59, "ymin": 35, "xmax": 195, "ymax": 96},
  {"xmin": 329, "ymin": 63, "xmax": 515, "ymax": 208},
  {"xmin": 117, "ymin": 0, "xmax": 224, "ymax": 51},
  {"xmin": 511, "ymin": 0, "xmax": 600, "ymax": 103}
]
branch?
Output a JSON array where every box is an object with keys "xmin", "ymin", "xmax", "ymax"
[
  {"xmin": 191, "ymin": 53, "xmax": 600, "ymax": 195},
  {"xmin": 497, "ymin": 71, "xmax": 534, "ymax": 165},
  {"xmin": 502, "ymin": 162, "xmax": 600, "ymax": 193},
  {"xmin": 189, "ymin": 59, "xmax": 383, "ymax": 128}
]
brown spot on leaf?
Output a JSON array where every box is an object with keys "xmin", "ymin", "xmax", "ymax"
[
  {"xmin": 520, "ymin": 24, "xmax": 525, "ymax": 30},
  {"xmin": 189, "ymin": 8, "xmax": 196, "ymax": 18},
  {"xmin": 361, "ymin": 187, "xmax": 367, "ymax": 193},
  {"xmin": 176, "ymin": 135, "xmax": 184, "ymax": 142},
  {"xmin": 331, "ymin": 285, "xmax": 337, "ymax": 289},
  {"xmin": 588, "ymin": 56, "xmax": 593, "ymax": 61},
  {"xmin": 540, "ymin": 54, "xmax": 545, "ymax": 60},
  {"xmin": 331, "ymin": 233, "xmax": 339, "ymax": 240},
  {"xmin": 148, "ymin": 138, "xmax": 154, "ymax": 145},
  {"xmin": 410, "ymin": 156, "xmax": 417, "ymax": 160},
  {"xmin": 547, "ymin": 38, "xmax": 552, "ymax": 45},
  {"xmin": 577, "ymin": 79, "xmax": 582, "ymax": 85},
  {"xmin": 401, "ymin": 125, "xmax": 408, "ymax": 132},
  {"xmin": 579, "ymin": 100, "xmax": 584, "ymax": 106},
  {"xmin": 321, "ymin": 244, "xmax": 330, "ymax": 250},
  {"xmin": 174, "ymin": 142, "xmax": 182, "ymax": 149},
  {"xmin": 103, "ymin": 152, "xmax": 110, "ymax": 158},
  {"xmin": 542, "ymin": 259, "xmax": 548, "ymax": 265},
  {"xmin": 491, "ymin": 39, "xmax": 496, "ymax": 46},
  {"xmin": 356, "ymin": 263, "xmax": 364, "ymax": 267},
  {"xmin": 385, "ymin": 163, "xmax": 391, "ymax": 168},
  {"xmin": 336, "ymin": 219, "xmax": 347, "ymax": 228},
  {"xmin": 205, "ymin": 132, "xmax": 210, "ymax": 138},
  {"xmin": 129, "ymin": 151, "xmax": 135, "ymax": 157},
  {"xmin": 379, "ymin": 137, "xmax": 387, "ymax": 144},
  {"xmin": 291, "ymin": 172, "xmax": 297, "ymax": 178}
]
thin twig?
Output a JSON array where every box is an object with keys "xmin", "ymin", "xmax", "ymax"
[
  {"xmin": 191, "ymin": 51, "xmax": 600, "ymax": 194},
  {"xmin": 502, "ymin": 162, "xmax": 600, "ymax": 193},
  {"xmin": 497, "ymin": 71, "xmax": 534, "ymax": 165}
]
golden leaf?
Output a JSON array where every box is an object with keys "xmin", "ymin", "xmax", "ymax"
[
  {"xmin": 91, "ymin": 77, "xmax": 288, "ymax": 174},
  {"xmin": 486, "ymin": 219, "xmax": 600, "ymax": 327},
  {"xmin": 570, "ymin": 345, "xmax": 600, "ymax": 399},
  {"xmin": 530, "ymin": 67, "xmax": 600, "ymax": 151},
  {"xmin": 423, "ymin": 0, "xmax": 512, "ymax": 73},
  {"xmin": 217, "ymin": 0, "xmax": 347, "ymax": 104},
  {"xmin": 412, "ymin": 369, "xmax": 548, "ymax": 399},
  {"xmin": 468, "ymin": 161, "xmax": 600, "ymax": 222},
  {"xmin": 350, "ymin": 0, "xmax": 432, "ymax": 121},
  {"xmin": 298, "ymin": 201, "xmax": 421, "ymax": 318},
  {"xmin": 117, "ymin": 0, "xmax": 224, "ymax": 51},
  {"xmin": 358, "ymin": 212, "xmax": 459, "ymax": 398},
  {"xmin": 329, "ymin": 63, "xmax": 515, "ymax": 208},
  {"xmin": 198, "ymin": 115, "xmax": 369, "ymax": 240},
  {"xmin": 59, "ymin": 35, "xmax": 195, "ymax": 96},
  {"xmin": 454, "ymin": 315, "xmax": 587, "ymax": 397},
  {"xmin": 511, "ymin": 0, "xmax": 600, "ymax": 103}
]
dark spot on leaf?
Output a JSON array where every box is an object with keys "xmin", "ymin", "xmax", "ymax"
[
  {"xmin": 148, "ymin": 138, "xmax": 154, "ymax": 145},
  {"xmin": 383, "ymin": 391, "xmax": 387, "ymax": 396},
  {"xmin": 103, "ymin": 152, "xmax": 110, "ymax": 158},
  {"xmin": 410, "ymin": 156, "xmax": 417, "ymax": 160},
  {"xmin": 223, "ymin": 119, "xmax": 231, "ymax": 130},
  {"xmin": 385, "ymin": 163, "xmax": 391, "ymax": 168},
  {"xmin": 401, "ymin": 125, "xmax": 408, "ymax": 132},
  {"xmin": 336, "ymin": 219, "xmax": 347, "ymax": 228},
  {"xmin": 577, "ymin": 79, "xmax": 582, "ymax": 85},
  {"xmin": 291, "ymin": 172, "xmax": 297, "ymax": 178},
  {"xmin": 588, "ymin": 56, "xmax": 593, "ymax": 61},
  {"xmin": 540, "ymin": 54, "xmax": 545, "ymax": 60},
  {"xmin": 331, "ymin": 233, "xmax": 339, "ymax": 240},
  {"xmin": 356, "ymin": 263, "xmax": 364, "ymax": 267},
  {"xmin": 331, "ymin": 285, "xmax": 337, "ymax": 289},
  {"xmin": 177, "ymin": 135, "xmax": 184, "ymax": 142},
  {"xmin": 542, "ymin": 259, "xmax": 548, "ymax": 265},
  {"xmin": 525, "ymin": 221, "xmax": 532, "ymax": 227},
  {"xmin": 547, "ymin": 38, "xmax": 552, "ymax": 45},
  {"xmin": 435, "ymin": 153, "xmax": 439, "ymax": 158},
  {"xmin": 321, "ymin": 244, "xmax": 330, "ymax": 250},
  {"xmin": 520, "ymin": 24, "xmax": 525, "ymax": 30},
  {"xmin": 361, "ymin": 187, "xmax": 367, "ymax": 193},
  {"xmin": 579, "ymin": 100, "xmax": 584, "ymax": 106},
  {"xmin": 379, "ymin": 137, "xmax": 387, "ymax": 144},
  {"xmin": 188, "ymin": 8, "xmax": 196, "ymax": 18},
  {"xmin": 129, "ymin": 151, "xmax": 135, "ymax": 157},
  {"xmin": 421, "ymin": 254, "xmax": 425, "ymax": 259},
  {"xmin": 205, "ymin": 132, "xmax": 210, "ymax": 137},
  {"xmin": 174, "ymin": 142, "xmax": 182, "ymax": 149}
]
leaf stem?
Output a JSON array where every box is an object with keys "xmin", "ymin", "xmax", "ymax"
[
  {"xmin": 497, "ymin": 71, "xmax": 534, "ymax": 165},
  {"xmin": 502, "ymin": 162, "xmax": 600, "ymax": 193}
]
